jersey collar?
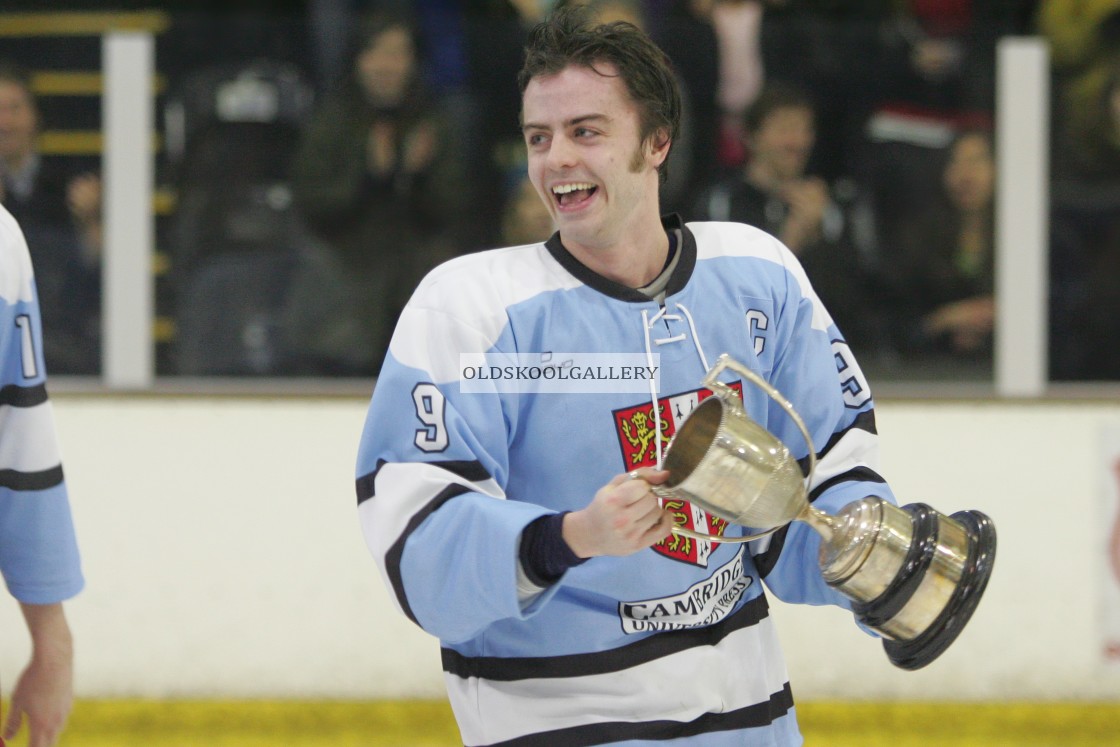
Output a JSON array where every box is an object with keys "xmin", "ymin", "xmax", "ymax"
[{"xmin": 544, "ymin": 214, "xmax": 697, "ymax": 302}]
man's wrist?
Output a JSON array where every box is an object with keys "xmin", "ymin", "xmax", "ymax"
[
  {"xmin": 20, "ymin": 602, "xmax": 72, "ymax": 651},
  {"xmin": 520, "ymin": 512, "xmax": 588, "ymax": 586}
]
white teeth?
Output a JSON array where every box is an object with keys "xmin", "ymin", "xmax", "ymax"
[{"xmin": 552, "ymin": 182, "xmax": 595, "ymax": 195}]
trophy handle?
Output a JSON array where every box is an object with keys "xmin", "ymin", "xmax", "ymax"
[
  {"xmin": 669, "ymin": 523, "xmax": 781, "ymax": 544},
  {"xmin": 702, "ymin": 354, "xmax": 818, "ymax": 485}
]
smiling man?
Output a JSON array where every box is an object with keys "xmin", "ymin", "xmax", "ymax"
[
  {"xmin": 356, "ymin": 7, "xmax": 899, "ymax": 746},
  {"xmin": 520, "ymin": 58, "xmax": 671, "ymax": 288}
]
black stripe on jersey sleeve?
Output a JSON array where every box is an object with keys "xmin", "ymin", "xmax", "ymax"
[
  {"xmin": 356, "ymin": 459, "xmax": 492, "ymax": 505},
  {"xmin": 0, "ymin": 464, "xmax": 64, "ymax": 491},
  {"xmin": 385, "ymin": 482, "xmax": 473, "ymax": 625},
  {"xmin": 818, "ymin": 409, "xmax": 878, "ymax": 456},
  {"xmin": 0, "ymin": 383, "xmax": 48, "ymax": 408},
  {"xmin": 808, "ymin": 466, "xmax": 887, "ymax": 500},
  {"xmin": 795, "ymin": 409, "xmax": 879, "ymax": 477},
  {"xmin": 752, "ymin": 524, "xmax": 791, "ymax": 579},
  {"xmin": 479, "ymin": 682, "xmax": 794, "ymax": 747},
  {"xmin": 355, "ymin": 459, "xmax": 387, "ymax": 505},
  {"xmin": 442, "ymin": 592, "xmax": 770, "ymax": 681}
]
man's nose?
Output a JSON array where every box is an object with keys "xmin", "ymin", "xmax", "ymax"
[{"xmin": 546, "ymin": 134, "xmax": 578, "ymax": 170}]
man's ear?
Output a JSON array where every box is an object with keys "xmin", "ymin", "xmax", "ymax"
[{"xmin": 648, "ymin": 129, "xmax": 671, "ymax": 166}]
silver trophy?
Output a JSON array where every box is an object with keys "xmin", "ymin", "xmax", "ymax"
[{"xmin": 656, "ymin": 354, "xmax": 996, "ymax": 670}]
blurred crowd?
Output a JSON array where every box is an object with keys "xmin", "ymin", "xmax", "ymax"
[
  {"xmin": 0, "ymin": 62, "xmax": 101, "ymax": 374},
  {"xmin": 8, "ymin": 0, "xmax": 1120, "ymax": 382}
]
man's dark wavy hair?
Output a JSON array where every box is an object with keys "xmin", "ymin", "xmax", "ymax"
[{"xmin": 517, "ymin": 5, "xmax": 681, "ymax": 184}]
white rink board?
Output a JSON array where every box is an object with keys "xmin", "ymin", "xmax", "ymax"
[{"xmin": 1, "ymin": 393, "xmax": 1118, "ymax": 700}]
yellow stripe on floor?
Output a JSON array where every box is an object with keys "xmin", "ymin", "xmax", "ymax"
[{"xmin": 4, "ymin": 699, "xmax": 1116, "ymax": 747}]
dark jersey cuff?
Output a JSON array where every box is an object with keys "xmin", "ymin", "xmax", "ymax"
[{"xmin": 519, "ymin": 512, "xmax": 588, "ymax": 587}]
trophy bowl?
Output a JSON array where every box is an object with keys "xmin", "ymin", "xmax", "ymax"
[
  {"xmin": 654, "ymin": 354, "xmax": 997, "ymax": 669},
  {"xmin": 659, "ymin": 392, "xmax": 807, "ymax": 532}
]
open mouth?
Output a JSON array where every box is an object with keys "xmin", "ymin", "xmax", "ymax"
[{"xmin": 552, "ymin": 182, "xmax": 597, "ymax": 208}]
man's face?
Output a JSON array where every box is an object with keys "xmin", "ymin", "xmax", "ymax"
[
  {"xmin": 943, "ymin": 133, "xmax": 994, "ymax": 213},
  {"xmin": 504, "ymin": 176, "xmax": 556, "ymax": 245},
  {"xmin": 521, "ymin": 63, "xmax": 665, "ymax": 254},
  {"xmin": 750, "ymin": 105, "xmax": 814, "ymax": 182},
  {"xmin": 0, "ymin": 80, "xmax": 38, "ymax": 164},
  {"xmin": 356, "ymin": 26, "xmax": 414, "ymax": 108}
]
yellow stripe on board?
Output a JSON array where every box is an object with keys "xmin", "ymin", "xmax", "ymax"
[
  {"xmin": 31, "ymin": 72, "xmax": 103, "ymax": 96},
  {"xmin": 37, "ymin": 131, "xmax": 163, "ymax": 156},
  {"xmin": 0, "ymin": 12, "xmax": 170, "ymax": 37},
  {"xmin": 153, "ymin": 187, "xmax": 177, "ymax": 216},
  {"xmin": 153, "ymin": 316, "xmax": 176, "ymax": 344},
  {"xmin": 30, "ymin": 71, "xmax": 167, "ymax": 96},
  {"xmin": 18, "ymin": 699, "xmax": 1119, "ymax": 747},
  {"xmin": 152, "ymin": 250, "xmax": 172, "ymax": 278},
  {"xmin": 37, "ymin": 131, "xmax": 102, "ymax": 156}
]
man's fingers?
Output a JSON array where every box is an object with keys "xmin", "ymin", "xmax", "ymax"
[
  {"xmin": 641, "ymin": 509, "xmax": 675, "ymax": 544},
  {"xmin": 615, "ymin": 478, "xmax": 663, "ymax": 508},
  {"xmin": 620, "ymin": 468, "xmax": 670, "ymax": 485},
  {"xmin": 607, "ymin": 472, "xmax": 632, "ymax": 488},
  {"xmin": 631, "ymin": 496, "xmax": 674, "ymax": 539},
  {"xmin": 29, "ymin": 723, "xmax": 59, "ymax": 747},
  {"xmin": 3, "ymin": 704, "xmax": 21, "ymax": 741}
]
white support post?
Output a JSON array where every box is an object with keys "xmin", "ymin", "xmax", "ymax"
[
  {"xmin": 995, "ymin": 37, "xmax": 1050, "ymax": 397},
  {"xmin": 102, "ymin": 31, "xmax": 155, "ymax": 389}
]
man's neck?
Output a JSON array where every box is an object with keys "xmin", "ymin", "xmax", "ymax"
[
  {"xmin": 567, "ymin": 229, "xmax": 670, "ymax": 289},
  {"xmin": 560, "ymin": 195, "xmax": 670, "ymax": 288}
]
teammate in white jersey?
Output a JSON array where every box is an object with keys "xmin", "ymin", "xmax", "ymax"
[
  {"xmin": 0, "ymin": 203, "xmax": 83, "ymax": 747},
  {"xmin": 357, "ymin": 7, "xmax": 895, "ymax": 745}
]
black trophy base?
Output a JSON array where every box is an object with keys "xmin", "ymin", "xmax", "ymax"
[
  {"xmin": 847, "ymin": 504, "xmax": 997, "ymax": 671},
  {"xmin": 882, "ymin": 509, "xmax": 997, "ymax": 670}
]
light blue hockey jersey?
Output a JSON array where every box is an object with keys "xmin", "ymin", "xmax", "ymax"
[
  {"xmin": 0, "ymin": 204, "xmax": 83, "ymax": 605},
  {"xmin": 356, "ymin": 216, "xmax": 897, "ymax": 746}
]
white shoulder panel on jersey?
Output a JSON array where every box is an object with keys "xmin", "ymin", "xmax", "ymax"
[
  {"xmin": 0, "ymin": 404, "xmax": 63, "ymax": 473},
  {"xmin": 389, "ymin": 242, "xmax": 583, "ymax": 380},
  {"xmin": 687, "ymin": 220, "xmax": 834, "ymax": 333},
  {"xmin": 809, "ymin": 427, "xmax": 881, "ymax": 489},
  {"xmin": 0, "ymin": 205, "xmax": 36, "ymax": 304},
  {"xmin": 688, "ymin": 220, "xmax": 787, "ymax": 264}
]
